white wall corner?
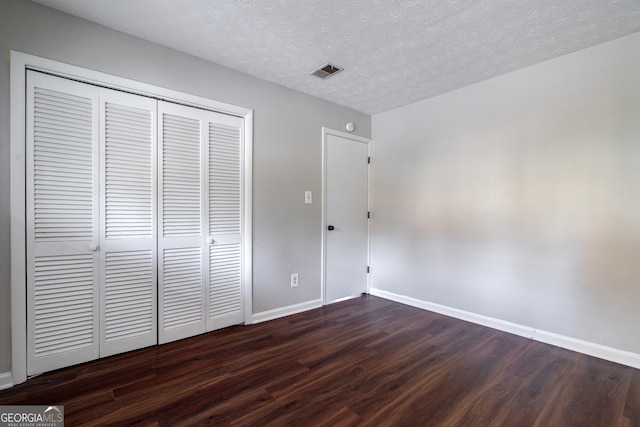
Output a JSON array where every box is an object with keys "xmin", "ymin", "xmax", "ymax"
[
  {"xmin": 252, "ymin": 299, "xmax": 323, "ymax": 324},
  {"xmin": 370, "ymin": 288, "xmax": 640, "ymax": 370},
  {"xmin": 0, "ymin": 372, "xmax": 13, "ymax": 391}
]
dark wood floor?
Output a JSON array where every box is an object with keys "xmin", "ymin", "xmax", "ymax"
[{"xmin": 1, "ymin": 295, "xmax": 639, "ymax": 426}]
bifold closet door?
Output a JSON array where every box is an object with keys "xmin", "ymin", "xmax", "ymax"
[
  {"xmin": 26, "ymin": 71, "xmax": 100, "ymax": 375},
  {"xmin": 158, "ymin": 104, "xmax": 245, "ymax": 343},
  {"xmin": 205, "ymin": 111, "xmax": 244, "ymax": 331},
  {"xmin": 99, "ymin": 89, "xmax": 157, "ymax": 357},
  {"xmin": 26, "ymin": 71, "xmax": 245, "ymax": 372},
  {"xmin": 158, "ymin": 102, "xmax": 207, "ymax": 344},
  {"xmin": 26, "ymin": 71, "xmax": 158, "ymax": 375}
]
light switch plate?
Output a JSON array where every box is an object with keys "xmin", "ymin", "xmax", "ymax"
[{"xmin": 305, "ymin": 191, "xmax": 312, "ymax": 204}]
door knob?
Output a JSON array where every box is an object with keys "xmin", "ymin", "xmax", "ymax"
[
  {"xmin": 327, "ymin": 225, "xmax": 335, "ymax": 231},
  {"xmin": 89, "ymin": 243, "xmax": 98, "ymax": 251},
  {"xmin": 207, "ymin": 237, "xmax": 215, "ymax": 244}
]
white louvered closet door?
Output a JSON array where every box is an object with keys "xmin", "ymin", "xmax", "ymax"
[
  {"xmin": 26, "ymin": 71, "xmax": 100, "ymax": 375},
  {"xmin": 99, "ymin": 89, "xmax": 157, "ymax": 356},
  {"xmin": 26, "ymin": 71, "xmax": 247, "ymax": 372},
  {"xmin": 158, "ymin": 102, "xmax": 207, "ymax": 344},
  {"xmin": 205, "ymin": 111, "xmax": 244, "ymax": 331}
]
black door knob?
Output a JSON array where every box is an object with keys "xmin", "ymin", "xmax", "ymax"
[{"xmin": 328, "ymin": 225, "xmax": 335, "ymax": 231}]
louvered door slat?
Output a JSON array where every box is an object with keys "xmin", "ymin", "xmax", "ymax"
[
  {"xmin": 104, "ymin": 99, "xmax": 154, "ymax": 239},
  {"xmin": 27, "ymin": 71, "xmax": 100, "ymax": 376},
  {"xmin": 209, "ymin": 122, "xmax": 241, "ymax": 235},
  {"xmin": 162, "ymin": 247, "xmax": 203, "ymax": 327},
  {"xmin": 162, "ymin": 113, "xmax": 202, "ymax": 238},
  {"xmin": 209, "ymin": 244, "xmax": 242, "ymax": 317},
  {"xmin": 104, "ymin": 251, "xmax": 154, "ymax": 342},
  {"xmin": 33, "ymin": 256, "xmax": 94, "ymax": 343},
  {"xmin": 32, "ymin": 85, "xmax": 94, "ymax": 242},
  {"xmin": 99, "ymin": 89, "xmax": 157, "ymax": 357}
]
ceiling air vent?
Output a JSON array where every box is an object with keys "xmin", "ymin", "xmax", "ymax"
[{"xmin": 311, "ymin": 64, "xmax": 343, "ymax": 79}]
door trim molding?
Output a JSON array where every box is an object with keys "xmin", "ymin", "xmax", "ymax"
[
  {"xmin": 10, "ymin": 51, "xmax": 254, "ymax": 385},
  {"xmin": 321, "ymin": 127, "xmax": 372, "ymax": 305}
]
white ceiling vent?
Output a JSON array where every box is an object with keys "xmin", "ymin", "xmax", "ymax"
[{"xmin": 311, "ymin": 64, "xmax": 343, "ymax": 79}]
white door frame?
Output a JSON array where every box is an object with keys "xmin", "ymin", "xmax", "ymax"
[
  {"xmin": 321, "ymin": 127, "xmax": 372, "ymax": 305},
  {"xmin": 9, "ymin": 51, "xmax": 254, "ymax": 386}
]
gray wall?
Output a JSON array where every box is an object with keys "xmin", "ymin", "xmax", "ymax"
[
  {"xmin": 371, "ymin": 31, "xmax": 640, "ymax": 354},
  {"xmin": 0, "ymin": 0, "xmax": 370, "ymax": 374}
]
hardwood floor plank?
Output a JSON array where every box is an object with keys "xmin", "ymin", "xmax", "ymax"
[
  {"xmin": 533, "ymin": 372, "xmax": 623, "ymax": 427},
  {"xmin": 442, "ymin": 372, "xmax": 522, "ymax": 427},
  {"xmin": 168, "ymin": 388, "xmax": 274, "ymax": 427},
  {"xmin": 498, "ymin": 343, "xmax": 573, "ymax": 426},
  {"xmin": 1, "ymin": 295, "xmax": 639, "ymax": 426},
  {"xmin": 63, "ymin": 390, "xmax": 115, "ymax": 416},
  {"xmin": 624, "ymin": 369, "xmax": 640, "ymax": 423},
  {"xmin": 569, "ymin": 354, "xmax": 634, "ymax": 403}
]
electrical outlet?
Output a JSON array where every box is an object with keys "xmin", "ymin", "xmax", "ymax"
[{"xmin": 290, "ymin": 273, "xmax": 299, "ymax": 288}]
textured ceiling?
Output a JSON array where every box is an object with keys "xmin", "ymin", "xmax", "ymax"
[{"xmin": 31, "ymin": 0, "xmax": 640, "ymax": 115}]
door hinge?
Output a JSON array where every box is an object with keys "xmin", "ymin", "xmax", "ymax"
[
  {"xmin": 367, "ymin": 211, "xmax": 370, "ymax": 219},
  {"xmin": 367, "ymin": 266, "xmax": 370, "ymax": 274},
  {"xmin": 368, "ymin": 156, "xmax": 371, "ymax": 164}
]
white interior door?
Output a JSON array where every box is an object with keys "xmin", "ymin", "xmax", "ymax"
[
  {"xmin": 205, "ymin": 111, "xmax": 244, "ymax": 330},
  {"xmin": 26, "ymin": 71, "xmax": 100, "ymax": 375},
  {"xmin": 158, "ymin": 101, "xmax": 206, "ymax": 344},
  {"xmin": 99, "ymin": 89, "xmax": 157, "ymax": 356},
  {"xmin": 324, "ymin": 129, "xmax": 370, "ymax": 304}
]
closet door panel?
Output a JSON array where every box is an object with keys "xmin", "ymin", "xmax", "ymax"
[
  {"xmin": 205, "ymin": 112, "xmax": 244, "ymax": 330},
  {"xmin": 99, "ymin": 89, "xmax": 158, "ymax": 356},
  {"xmin": 26, "ymin": 71, "xmax": 100, "ymax": 375},
  {"xmin": 158, "ymin": 102, "xmax": 206, "ymax": 344}
]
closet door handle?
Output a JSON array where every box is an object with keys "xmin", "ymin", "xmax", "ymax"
[
  {"xmin": 327, "ymin": 225, "xmax": 335, "ymax": 231},
  {"xmin": 207, "ymin": 237, "xmax": 215, "ymax": 244},
  {"xmin": 89, "ymin": 243, "xmax": 99, "ymax": 251}
]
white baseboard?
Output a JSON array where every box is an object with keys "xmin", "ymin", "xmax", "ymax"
[
  {"xmin": 252, "ymin": 298, "xmax": 323, "ymax": 324},
  {"xmin": 0, "ymin": 372, "xmax": 12, "ymax": 391},
  {"xmin": 370, "ymin": 288, "xmax": 640, "ymax": 369}
]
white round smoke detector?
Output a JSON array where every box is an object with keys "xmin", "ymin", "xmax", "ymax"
[{"xmin": 345, "ymin": 122, "xmax": 355, "ymax": 132}]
